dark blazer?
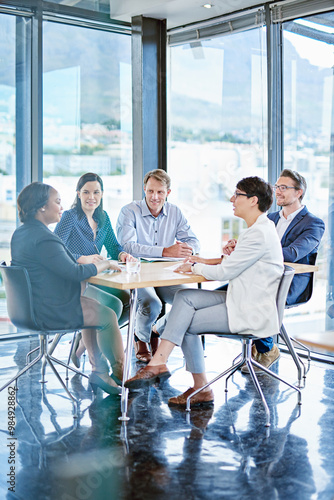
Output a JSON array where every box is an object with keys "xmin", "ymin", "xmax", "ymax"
[
  {"xmin": 268, "ymin": 207, "xmax": 325, "ymax": 305},
  {"xmin": 11, "ymin": 219, "xmax": 97, "ymax": 330}
]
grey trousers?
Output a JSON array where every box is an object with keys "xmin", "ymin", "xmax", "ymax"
[
  {"xmin": 136, "ymin": 284, "xmax": 188, "ymax": 343},
  {"xmin": 158, "ymin": 288, "xmax": 230, "ymax": 374}
]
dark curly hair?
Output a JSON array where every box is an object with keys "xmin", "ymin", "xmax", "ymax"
[
  {"xmin": 71, "ymin": 172, "xmax": 105, "ymax": 224},
  {"xmin": 17, "ymin": 182, "xmax": 54, "ymax": 223},
  {"xmin": 236, "ymin": 176, "xmax": 273, "ymax": 212}
]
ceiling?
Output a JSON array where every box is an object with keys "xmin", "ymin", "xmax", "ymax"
[{"xmin": 108, "ymin": 0, "xmax": 270, "ymax": 29}]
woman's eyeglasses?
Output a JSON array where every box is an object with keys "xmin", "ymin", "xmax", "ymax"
[{"xmin": 233, "ymin": 191, "xmax": 254, "ymax": 198}]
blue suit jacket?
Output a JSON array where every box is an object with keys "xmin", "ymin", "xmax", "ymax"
[
  {"xmin": 268, "ymin": 207, "xmax": 325, "ymax": 305},
  {"xmin": 11, "ymin": 219, "xmax": 97, "ymax": 330}
]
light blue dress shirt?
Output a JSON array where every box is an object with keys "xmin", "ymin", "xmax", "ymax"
[{"xmin": 116, "ymin": 199, "xmax": 200, "ymax": 258}]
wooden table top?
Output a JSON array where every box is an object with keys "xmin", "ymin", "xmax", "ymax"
[
  {"xmin": 87, "ymin": 260, "xmax": 318, "ymax": 290},
  {"xmin": 284, "ymin": 262, "xmax": 318, "ymax": 274},
  {"xmin": 87, "ymin": 261, "xmax": 208, "ymax": 290}
]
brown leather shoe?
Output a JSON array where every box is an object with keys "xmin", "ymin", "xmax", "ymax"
[
  {"xmin": 124, "ymin": 364, "xmax": 171, "ymax": 389},
  {"xmin": 168, "ymin": 387, "xmax": 214, "ymax": 408},
  {"xmin": 150, "ymin": 335, "xmax": 160, "ymax": 356},
  {"xmin": 134, "ymin": 340, "xmax": 152, "ymax": 363},
  {"xmin": 241, "ymin": 344, "xmax": 280, "ymax": 374}
]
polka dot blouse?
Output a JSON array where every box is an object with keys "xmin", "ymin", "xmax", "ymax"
[{"xmin": 54, "ymin": 208, "xmax": 123, "ymax": 261}]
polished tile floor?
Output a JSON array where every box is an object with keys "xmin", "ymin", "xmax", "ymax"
[{"xmin": 0, "ymin": 333, "xmax": 334, "ymax": 500}]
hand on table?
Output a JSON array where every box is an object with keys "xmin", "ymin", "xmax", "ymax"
[
  {"xmin": 175, "ymin": 262, "xmax": 192, "ymax": 274},
  {"xmin": 93, "ymin": 259, "xmax": 122, "ymax": 274},
  {"xmin": 120, "ymin": 252, "xmax": 137, "ymax": 263},
  {"xmin": 78, "ymin": 254, "xmax": 104, "ymax": 264},
  {"xmin": 163, "ymin": 241, "xmax": 193, "ymax": 258},
  {"xmin": 187, "ymin": 255, "xmax": 206, "ymax": 264},
  {"xmin": 108, "ymin": 261, "xmax": 123, "ymax": 272}
]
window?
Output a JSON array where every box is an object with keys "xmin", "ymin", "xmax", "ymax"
[
  {"xmin": 0, "ymin": 13, "xmax": 25, "ymax": 335},
  {"xmin": 283, "ymin": 13, "xmax": 334, "ymax": 351},
  {"xmin": 0, "ymin": 11, "xmax": 131, "ymax": 336},
  {"xmin": 43, "ymin": 21, "xmax": 132, "ymax": 226},
  {"xmin": 168, "ymin": 27, "xmax": 267, "ymax": 256}
]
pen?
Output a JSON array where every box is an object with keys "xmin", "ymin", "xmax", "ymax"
[{"xmin": 94, "ymin": 244, "xmax": 99, "ymax": 254}]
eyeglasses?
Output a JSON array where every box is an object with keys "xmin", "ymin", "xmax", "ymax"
[
  {"xmin": 233, "ymin": 191, "xmax": 254, "ymax": 198},
  {"xmin": 273, "ymin": 185, "xmax": 298, "ymax": 192}
]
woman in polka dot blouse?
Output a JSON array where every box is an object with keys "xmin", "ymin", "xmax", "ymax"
[{"xmin": 55, "ymin": 172, "xmax": 135, "ymax": 369}]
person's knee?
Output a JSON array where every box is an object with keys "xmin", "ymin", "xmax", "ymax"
[
  {"xmin": 174, "ymin": 288, "xmax": 187, "ymax": 300},
  {"xmin": 108, "ymin": 308, "xmax": 118, "ymax": 323},
  {"xmin": 175, "ymin": 288, "xmax": 195, "ymax": 306},
  {"xmin": 112, "ymin": 301, "xmax": 123, "ymax": 321},
  {"xmin": 138, "ymin": 295, "xmax": 161, "ymax": 319},
  {"xmin": 98, "ymin": 306, "xmax": 119, "ymax": 331}
]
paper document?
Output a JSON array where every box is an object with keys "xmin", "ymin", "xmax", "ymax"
[
  {"xmin": 163, "ymin": 263, "xmax": 182, "ymax": 271},
  {"xmin": 141, "ymin": 257, "xmax": 183, "ymax": 262}
]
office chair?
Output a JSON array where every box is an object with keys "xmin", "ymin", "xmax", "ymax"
[
  {"xmin": 186, "ymin": 266, "xmax": 302, "ymax": 427},
  {"xmin": 0, "ymin": 261, "xmax": 90, "ymax": 414},
  {"xmin": 279, "ymin": 253, "xmax": 317, "ymax": 376}
]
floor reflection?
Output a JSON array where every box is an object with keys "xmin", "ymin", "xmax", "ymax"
[{"xmin": 0, "ymin": 335, "xmax": 333, "ymax": 499}]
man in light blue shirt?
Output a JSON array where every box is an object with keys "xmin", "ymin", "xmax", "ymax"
[{"xmin": 117, "ymin": 169, "xmax": 200, "ymax": 362}]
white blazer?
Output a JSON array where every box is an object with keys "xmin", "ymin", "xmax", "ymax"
[{"xmin": 194, "ymin": 214, "xmax": 284, "ymax": 338}]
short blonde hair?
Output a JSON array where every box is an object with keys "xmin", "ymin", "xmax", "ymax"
[{"xmin": 143, "ymin": 169, "xmax": 171, "ymax": 190}]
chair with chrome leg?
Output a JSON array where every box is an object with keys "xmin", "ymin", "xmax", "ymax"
[
  {"xmin": 25, "ymin": 329, "xmax": 85, "ymax": 381},
  {"xmin": 279, "ymin": 254, "xmax": 317, "ymax": 380},
  {"xmin": 186, "ymin": 266, "xmax": 302, "ymax": 428},
  {"xmin": 0, "ymin": 261, "xmax": 91, "ymax": 415}
]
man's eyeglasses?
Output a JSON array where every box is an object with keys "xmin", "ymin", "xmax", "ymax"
[
  {"xmin": 233, "ymin": 191, "xmax": 254, "ymax": 198},
  {"xmin": 273, "ymin": 185, "xmax": 298, "ymax": 192}
]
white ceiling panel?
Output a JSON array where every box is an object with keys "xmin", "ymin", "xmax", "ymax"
[{"xmin": 109, "ymin": 0, "xmax": 267, "ymax": 29}]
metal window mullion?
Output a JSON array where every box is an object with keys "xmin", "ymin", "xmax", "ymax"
[
  {"xmin": 31, "ymin": 5, "xmax": 42, "ymax": 182},
  {"xmin": 132, "ymin": 16, "xmax": 167, "ymax": 199},
  {"xmin": 274, "ymin": 23, "xmax": 283, "ymax": 183},
  {"xmin": 16, "ymin": 16, "xmax": 32, "ymax": 209},
  {"xmin": 266, "ymin": 6, "xmax": 283, "ymax": 209}
]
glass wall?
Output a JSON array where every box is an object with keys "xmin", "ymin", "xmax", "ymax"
[
  {"xmin": 43, "ymin": 21, "xmax": 132, "ymax": 227},
  {"xmin": 167, "ymin": 27, "xmax": 267, "ymax": 257},
  {"xmin": 0, "ymin": 14, "xmax": 16, "ymax": 263},
  {"xmin": 0, "ymin": 8, "xmax": 132, "ymax": 335},
  {"xmin": 282, "ymin": 13, "xmax": 334, "ymax": 348},
  {"xmin": 0, "ymin": 14, "xmax": 23, "ymax": 334}
]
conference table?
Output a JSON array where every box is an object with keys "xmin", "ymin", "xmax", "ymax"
[
  {"xmin": 88, "ymin": 260, "xmax": 208, "ymax": 420},
  {"xmin": 88, "ymin": 260, "xmax": 318, "ymax": 421}
]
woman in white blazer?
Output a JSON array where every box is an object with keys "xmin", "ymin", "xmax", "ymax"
[{"xmin": 124, "ymin": 176, "xmax": 284, "ymax": 408}]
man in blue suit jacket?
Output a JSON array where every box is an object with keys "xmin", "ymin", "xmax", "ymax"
[{"xmin": 243, "ymin": 169, "xmax": 325, "ymax": 372}]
